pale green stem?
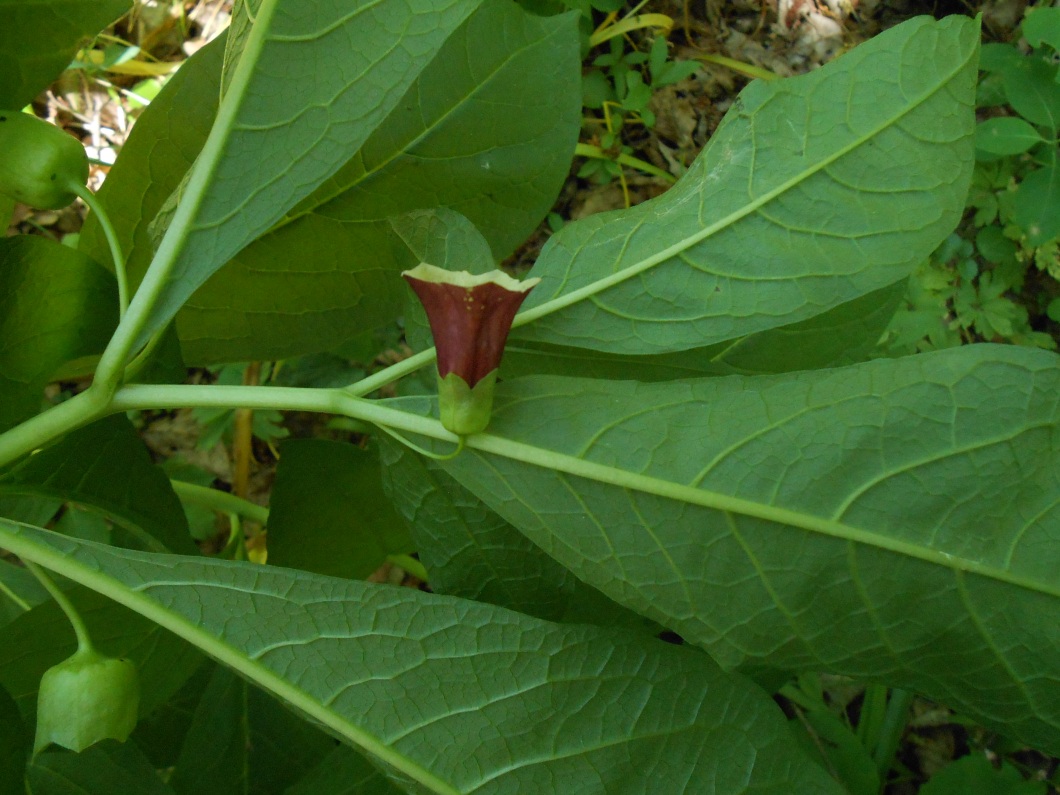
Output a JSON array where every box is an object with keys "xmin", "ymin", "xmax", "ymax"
[
  {"xmin": 170, "ymin": 480, "xmax": 269, "ymax": 525},
  {"xmin": 1, "ymin": 379, "xmax": 1050, "ymax": 615},
  {"xmin": 222, "ymin": 513, "xmax": 247, "ymax": 561},
  {"xmin": 344, "ymin": 348, "xmax": 437, "ymax": 397},
  {"xmin": 23, "ymin": 560, "xmax": 95, "ymax": 653},
  {"xmin": 71, "ymin": 182, "xmax": 128, "ymax": 318},
  {"xmin": 574, "ymin": 142, "xmax": 676, "ymax": 183},
  {"xmin": 104, "ymin": 383, "xmax": 1049, "ymax": 595},
  {"xmin": 376, "ymin": 423, "xmax": 465, "ymax": 461},
  {"xmin": 872, "ymin": 688, "xmax": 913, "ymax": 778},
  {"xmin": 0, "ymin": 388, "xmax": 109, "ymax": 472},
  {"xmin": 0, "ymin": 579, "xmax": 31, "ymax": 612},
  {"xmin": 386, "ymin": 554, "xmax": 429, "ymax": 582}
]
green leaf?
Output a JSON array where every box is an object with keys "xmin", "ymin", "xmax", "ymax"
[
  {"xmin": 180, "ymin": 0, "xmax": 577, "ymax": 364},
  {"xmin": 0, "ymin": 521, "xmax": 844, "ymax": 795},
  {"xmin": 920, "ymin": 755, "xmax": 1047, "ymax": 795},
  {"xmin": 267, "ymin": 440, "xmax": 411, "ymax": 580},
  {"xmin": 285, "ymin": 745, "xmax": 402, "ymax": 795},
  {"xmin": 0, "ymin": 236, "xmax": 117, "ymax": 432},
  {"xmin": 0, "ymin": 684, "xmax": 27, "ymax": 794},
  {"xmin": 978, "ymin": 43, "xmax": 1023, "ymax": 75},
  {"xmin": 379, "ymin": 433, "xmax": 661, "ymax": 633},
  {"xmin": 0, "ymin": 1, "xmax": 131, "ymax": 108},
  {"xmin": 0, "ymin": 416, "xmax": 194, "ymax": 554},
  {"xmin": 430, "ymin": 344, "xmax": 1060, "ymax": 754},
  {"xmin": 791, "ymin": 709, "xmax": 879, "ymax": 795},
  {"xmin": 1022, "ymin": 7, "xmax": 1060, "ymax": 55},
  {"xmin": 169, "ymin": 666, "xmax": 333, "ymax": 795},
  {"xmin": 129, "ymin": 663, "xmax": 213, "ymax": 769},
  {"xmin": 504, "ymin": 282, "xmax": 905, "ymax": 380},
  {"xmin": 391, "ymin": 207, "xmax": 497, "ymax": 276},
  {"xmin": 135, "ymin": 0, "xmax": 484, "ymax": 342},
  {"xmin": 0, "ymin": 585, "xmax": 201, "ymax": 720},
  {"xmin": 513, "ymin": 16, "xmax": 978, "ymax": 354},
  {"xmin": 975, "ymin": 116, "xmax": 1045, "ymax": 155},
  {"xmin": 1001, "ymin": 56, "xmax": 1060, "ymax": 128},
  {"xmin": 123, "ymin": 0, "xmax": 585, "ymax": 362},
  {"xmin": 378, "ymin": 435, "xmax": 579, "ymax": 618},
  {"xmin": 26, "ymin": 740, "xmax": 175, "ymax": 795},
  {"xmin": 1012, "ymin": 162, "xmax": 1060, "ymax": 245}
]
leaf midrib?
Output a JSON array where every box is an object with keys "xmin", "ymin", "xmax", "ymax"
[
  {"xmin": 513, "ymin": 37, "xmax": 974, "ymax": 330},
  {"xmin": 463, "ymin": 429, "xmax": 1060, "ymax": 603}
]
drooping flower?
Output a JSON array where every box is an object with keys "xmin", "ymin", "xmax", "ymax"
[{"xmin": 402, "ymin": 263, "xmax": 539, "ymax": 435}]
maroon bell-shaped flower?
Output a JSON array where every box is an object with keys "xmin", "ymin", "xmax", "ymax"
[{"xmin": 402, "ymin": 263, "xmax": 539, "ymax": 435}]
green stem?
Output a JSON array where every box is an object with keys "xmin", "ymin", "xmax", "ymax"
[
  {"xmin": 171, "ymin": 480, "xmax": 269, "ymax": 525},
  {"xmin": 872, "ymin": 688, "xmax": 913, "ymax": 779},
  {"xmin": 71, "ymin": 182, "xmax": 128, "ymax": 318},
  {"xmin": 0, "ymin": 388, "xmax": 109, "ymax": 472},
  {"xmin": 376, "ymin": 424, "xmax": 465, "ymax": 461},
  {"xmin": 23, "ymin": 560, "xmax": 95, "ymax": 653},
  {"xmin": 344, "ymin": 348, "xmax": 437, "ymax": 397},
  {"xmin": 386, "ymin": 554, "xmax": 429, "ymax": 583},
  {"xmin": 0, "ymin": 578, "xmax": 31, "ymax": 612},
  {"xmin": 109, "ymin": 384, "xmax": 1047, "ymax": 589},
  {"xmin": 574, "ymin": 142, "xmax": 676, "ymax": 183}
]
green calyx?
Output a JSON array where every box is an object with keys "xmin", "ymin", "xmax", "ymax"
[
  {"xmin": 438, "ymin": 370, "xmax": 498, "ymax": 436},
  {"xmin": 0, "ymin": 111, "xmax": 89, "ymax": 210},
  {"xmin": 34, "ymin": 648, "xmax": 140, "ymax": 754}
]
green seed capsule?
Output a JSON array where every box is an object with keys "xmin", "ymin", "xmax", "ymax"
[
  {"xmin": 34, "ymin": 648, "xmax": 139, "ymax": 753},
  {"xmin": 0, "ymin": 111, "xmax": 88, "ymax": 210}
]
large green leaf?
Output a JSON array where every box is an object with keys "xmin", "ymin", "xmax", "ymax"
[
  {"xmin": 123, "ymin": 0, "xmax": 484, "ymax": 352},
  {"xmin": 0, "ymin": 237, "xmax": 116, "ymax": 432},
  {"xmin": 0, "ymin": 684, "xmax": 26, "ymax": 795},
  {"xmin": 82, "ymin": 1, "xmax": 579, "ymax": 365},
  {"xmin": 379, "ymin": 435, "xmax": 659, "ymax": 633},
  {"xmin": 0, "ymin": 0, "xmax": 131, "ymax": 108},
  {"xmin": 267, "ymin": 439, "xmax": 412, "ymax": 580},
  {"xmin": 430, "ymin": 343, "xmax": 1060, "ymax": 753},
  {"xmin": 513, "ymin": 15, "xmax": 978, "ymax": 355},
  {"xmin": 285, "ymin": 745, "xmax": 401, "ymax": 795},
  {"xmin": 0, "ymin": 521, "xmax": 843, "ymax": 795},
  {"xmin": 502, "ymin": 281, "xmax": 906, "ymax": 381},
  {"xmin": 174, "ymin": 0, "xmax": 580, "ymax": 363},
  {"xmin": 26, "ymin": 741, "xmax": 175, "ymax": 795},
  {"xmin": 0, "ymin": 416, "xmax": 194, "ymax": 554},
  {"xmin": 169, "ymin": 666, "xmax": 334, "ymax": 795}
]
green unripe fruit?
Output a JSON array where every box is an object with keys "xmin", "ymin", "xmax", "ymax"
[
  {"xmin": 34, "ymin": 648, "xmax": 139, "ymax": 754},
  {"xmin": 0, "ymin": 111, "xmax": 88, "ymax": 210}
]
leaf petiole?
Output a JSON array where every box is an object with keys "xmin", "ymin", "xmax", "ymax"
[{"xmin": 170, "ymin": 480, "xmax": 269, "ymax": 525}]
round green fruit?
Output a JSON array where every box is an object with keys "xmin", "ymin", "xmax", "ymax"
[
  {"xmin": 0, "ymin": 111, "xmax": 88, "ymax": 210},
  {"xmin": 34, "ymin": 648, "xmax": 139, "ymax": 754}
]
